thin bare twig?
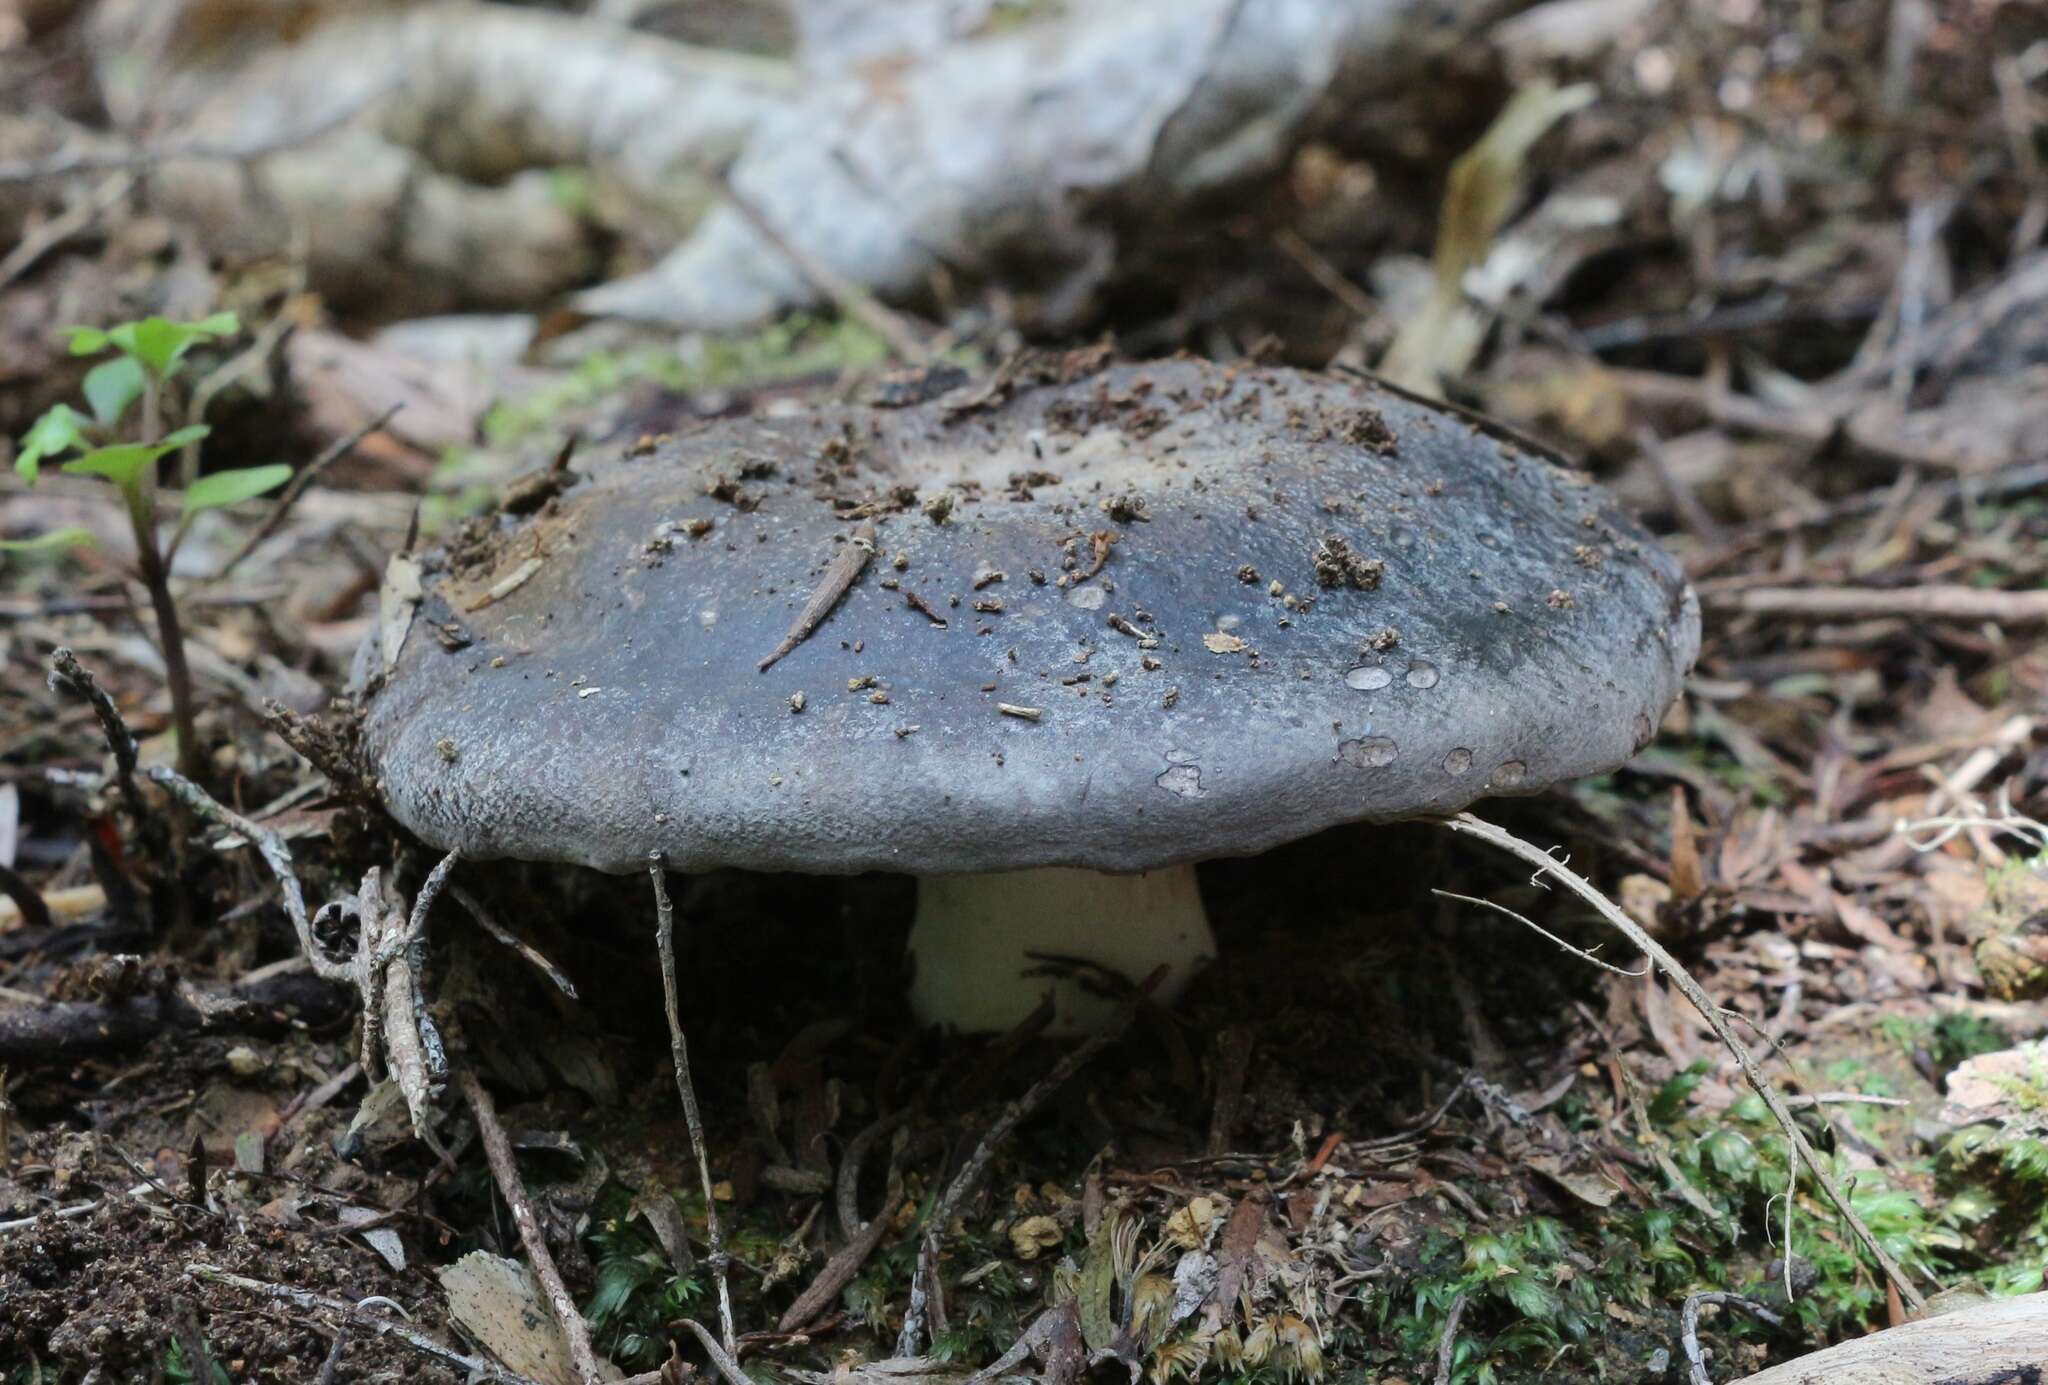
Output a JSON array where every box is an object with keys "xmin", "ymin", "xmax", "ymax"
[
  {"xmin": 1680, "ymin": 1291, "xmax": 1785, "ymax": 1385},
  {"xmin": 1433, "ymin": 1290, "xmax": 1471, "ymax": 1385},
  {"xmin": 1431, "ymin": 889, "xmax": 1648, "ymax": 977},
  {"xmin": 896, "ymin": 966, "xmax": 1164, "ymax": 1358},
  {"xmin": 649, "ymin": 855, "xmax": 738, "ymax": 1356},
  {"xmin": 452, "ymin": 886, "xmax": 578, "ymax": 999},
  {"xmin": 214, "ymin": 404, "xmax": 403, "ymax": 580},
  {"xmin": 1435, "ymin": 812, "xmax": 1927, "ymax": 1313},
  {"xmin": 47, "ymin": 649, "xmax": 141, "ymax": 805},
  {"xmin": 678, "ymin": 1318, "xmax": 753, "ymax": 1385},
  {"xmin": 458, "ymin": 1069, "xmax": 609, "ymax": 1385},
  {"xmin": 713, "ymin": 173, "xmax": 932, "ymax": 364},
  {"xmin": 186, "ymin": 1262, "xmax": 550, "ymax": 1384}
]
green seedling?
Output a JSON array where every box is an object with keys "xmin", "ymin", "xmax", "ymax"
[{"xmin": 10, "ymin": 313, "xmax": 290, "ymax": 778}]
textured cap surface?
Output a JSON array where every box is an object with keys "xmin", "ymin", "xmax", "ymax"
[{"xmin": 360, "ymin": 358, "xmax": 1700, "ymax": 875}]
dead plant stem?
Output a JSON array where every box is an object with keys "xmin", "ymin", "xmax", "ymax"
[{"xmin": 1435, "ymin": 811, "xmax": 1927, "ymax": 1313}]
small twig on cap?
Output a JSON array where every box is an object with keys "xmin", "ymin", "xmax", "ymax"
[
  {"xmin": 459, "ymin": 1068, "xmax": 609, "ymax": 1385},
  {"xmin": 1434, "ymin": 811, "xmax": 1927, "ymax": 1314},
  {"xmin": 758, "ymin": 519, "xmax": 878, "ymax": 672},
  {"xmin": 896, "ymin": 966, "xmax": 1164, "ymax": 1358},
  {"xmin": 649, "ymin": 854, "xmax": 738, "ymax": 1356}
]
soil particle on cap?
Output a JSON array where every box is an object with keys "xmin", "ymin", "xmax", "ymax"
[
  {"xmin": 1311, "ymin": 534, "xmax": 1385, "ymax": 590},
  {"xmin": 1574, "ymin": 544, "xmax": 1606, "ymax": 568},
  {"xmin": 1344, "ymin": 409, "xmax": 1399, "ymax": 455},
  {"xmin": 705, "ymin": 474, "xmax": 762, "ymax": 509},
  {"xmin": 1237, "ymin": 564, "xmax": 1259, "ymax": 583},
  {"xmin": 903, "ymin": 590, "xmax": 948, "ymax": 626},
  {"xmin": 1547, "ymin": 589, "xmax": 1577, "ymax": 609},
  {"xmin": 1204, "ymin": 632, "xmax": 1247, "ymax": 654},
  {"xmin": 1367, "ymin": 627, "xmax": 1400, "ymax": 651},
  {"xmin": 1101, "ymin": 493, "xmax": 1151, "ymax": 523},
  {"xmin": 922, "ymin": 492, "xmax": 955, "ymax": 524}
]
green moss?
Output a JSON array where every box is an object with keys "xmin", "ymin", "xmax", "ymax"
[{"xmin": 480, "ymin": 315, "xmax": 897, "ymax": 449}]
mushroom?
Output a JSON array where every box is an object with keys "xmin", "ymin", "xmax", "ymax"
[{"xmin": 358, "ymin": 357, "xmax": 1699, "ymax": 1034}]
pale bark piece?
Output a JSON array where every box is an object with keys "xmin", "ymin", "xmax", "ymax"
[
  {"xmin": 581, "ymin": 0, "xmax": 1499, "ymax": 328},
  {"xmin": 1734, "ymin": 1291, "xmax": 2048, "ymax": 1385}
]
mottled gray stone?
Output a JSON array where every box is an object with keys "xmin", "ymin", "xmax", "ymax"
[{"xmin": 359, "ymin": 359, "xmax": 1700, "ymax": 876}]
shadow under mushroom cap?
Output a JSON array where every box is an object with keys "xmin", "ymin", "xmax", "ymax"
[{"xmin": 359, "ymin": 358, "xmax": 1701, "ymax": 876}]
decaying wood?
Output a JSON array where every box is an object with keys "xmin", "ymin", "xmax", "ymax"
[
  {"xmin": 1733, "ymin": 1291, "xmax": 2048, "ymax": 1384},
  {"xmin": 0, "ymin": 972, "xmax": 349, "ymax": 1065}
]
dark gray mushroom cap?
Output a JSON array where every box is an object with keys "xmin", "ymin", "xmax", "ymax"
[{"xmin": 360, "ymin": 358, "xmax": 1699, "ymax": 876}]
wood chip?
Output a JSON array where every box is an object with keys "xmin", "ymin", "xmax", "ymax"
[
  {"xmin": 464, "ymin": 556, "xmax": 544, "ymax": 612},
  {"xmin": 998, "ymin": 703, "xmax": 1043, "ymax": 721}
]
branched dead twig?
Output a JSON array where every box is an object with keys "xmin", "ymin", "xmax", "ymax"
[
  {"xmin": 1435, "ymin": 811, "xmax": 1928, "ymax": 1313},
  {"xmin": 459, "ymin": 1068, "xmax": 609, "ymax": 1385},
  {"xmin": 649, "ymin": 854, "xmax": 738, "ymax": 1356},
  {"xmin": 1680, "ymin": 1291, "xmax": 1785, "ymax": 1385},
  {"xmin": 896, "ymin": 966, "xmax": 1165, "ymax": 1358},
  {"xmin": 47, "ymin": 649, "xmax": 451, "ymax": 1145}
]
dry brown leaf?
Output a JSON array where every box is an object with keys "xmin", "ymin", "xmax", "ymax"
[{"xmin": 438, "ymin": 1252, "xmax": 582, "ymax": 1385}]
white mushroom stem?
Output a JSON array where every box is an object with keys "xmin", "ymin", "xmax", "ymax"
[{"xmin": 907, "ymin": 864, "xmax": 1216, "ymax": 1035}]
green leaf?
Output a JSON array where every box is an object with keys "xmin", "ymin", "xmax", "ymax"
[
  {"xmin": 60, "ymin": 428, "xmax": 207, "ymax": 489},
  {"xmin": 83, "ymin": 356, "xmax": 146, "ymax": 428},
  {"xmin": 0, "ymin": 526, "xmax": 96, "ymax": 553},
  {"xmin": 182, "ymin": 464, "xmax": 291, "ymax": 513},
  {"xmin": 1649, "ymin": 1060, "xmax": 1709, "ymax": 1126},
  {"xmin": 100, "ymin": 314, "xmax": 243, "ymax": 376},
  {"xmin": 15, "ymin": 403, "xmax": 89, "ymax": 482},
  {"xmin": 1500, "ymin": 1270, "xmax": 1560, "ymax": 1321},
  {"xmin": 64, "ymin": 325, "xmax": 110, "ymax": 355}
]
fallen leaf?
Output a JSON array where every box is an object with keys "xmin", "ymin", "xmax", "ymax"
[{"xmin": 438, "ymin": 1252, "xmax": 579, "ymax": 1385}]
